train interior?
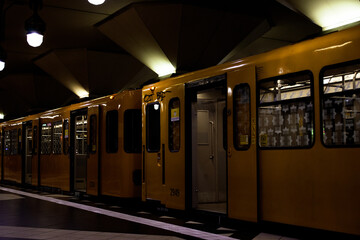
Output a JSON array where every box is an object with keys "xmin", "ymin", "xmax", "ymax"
[
  {"xmin": 189, "ymin": 84, "xmax": 227, "ymax": 214},
  {"xmin": 71, "ymin": 109, "xmax": 88, "ymax": 193}
]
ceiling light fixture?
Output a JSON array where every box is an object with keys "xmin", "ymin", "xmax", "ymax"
[
  {"xmin": 88, "ymin": 0, "xmax": 105, "ymax": 6},
  {"xmin": 0, "ymin": 46, "xmax": 6, "ymax": 71},
  {"xmin": 25, "ymin": 0, "xmax": 45, "ymax": 48}
]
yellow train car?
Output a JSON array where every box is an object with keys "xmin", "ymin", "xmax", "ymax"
[
  {"xmin": 0, "ymin": 89, "xmax": 142, "ymax": 199},
  {"xmin": 142, "ymin": 25, "xmax": 360, "ymax": 235},
  {"xmin": 0, "ymin": 114, "xmax": 41, "ymax": 186}
]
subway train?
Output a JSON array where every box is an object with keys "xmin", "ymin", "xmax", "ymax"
[{"xmin": 1, "ymin": 24, "xmax": 360, "ymax": 236}]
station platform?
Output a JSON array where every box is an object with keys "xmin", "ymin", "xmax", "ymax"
[{"xmin": 0, "ymin": 185, "xmax": 357, "ymax": 240}]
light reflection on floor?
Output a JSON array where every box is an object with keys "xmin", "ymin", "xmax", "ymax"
[{"xmin": 0, "ymin": 225, "xmax": 185, "ymax": 240}]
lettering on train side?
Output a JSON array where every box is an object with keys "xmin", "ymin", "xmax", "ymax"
[
  {"xmin": 170, "ymin": 188, "xmax": 180, "ymax": 197},
  {"xmin": 157, "ymin": 91, "xmax": 171, "ymax": 101},
  {"xmin": 144, "ymin": 94, "xmax": 154, "ymax": 102}
]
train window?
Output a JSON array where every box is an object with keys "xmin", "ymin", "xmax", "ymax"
[
  {"xmin": 63, "ymin": 119, "xmax": 69, "ymax": 154},
  {"xmin": 234, "ymin": 84, "xmax": 250, "ymax": 150},
  {"xmin": 106, "ymin": 110, "xmax": 118, "ymax": 153},
  {"xmin": 169, "ymin": 98, "xmax": 180, "ymax": 152},
  {"xmin": 146, "ymin": 102, "xmax": 160, "ymax": 152},
  {"xmin": 10, "ymin": 129, "xmax": 18, "ymax": 155},
  {"xmin": 33, "ymin": 126, "xmax": 38, "ymax": 154},
  {"xmin": 321, "ymin": 60, "xmax": 360, "ymax": 146},
  {"xmin": 124, "ymin": 109, "xmax": 141, "ymax": 153},
  {"xmin": 17, "ymin": 128, "xmax": 21, "ymax": 154},
  {"xmin": 52, "ymin": 121, "xmax": 62, "ymax": 154},
  {"xmin": 89, "ymin": 115, "xmax": 97, "ymax": 154},
  {"xmin": 258, "ymin": 71, "xmax": 314, "ymax": 148},
  {"xmin": 4, "ymin": 130, "xmax": 10, "ymax": 156},
  {"xmin": 41, "ymin": 123, "xmax": 52, "ymax": 154}
]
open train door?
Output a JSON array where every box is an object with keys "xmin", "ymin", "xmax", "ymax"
[
  {"xmin": 227, "ymin": 65, "xmax": 258, "ymax": 222},
  {"xmin": 87, "ymin": 105, "xmax": 100, "ymax": 196}
]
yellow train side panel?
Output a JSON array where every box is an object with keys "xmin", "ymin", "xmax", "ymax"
[{"xmin": 100, "ymin": 90, "xmax": 142, "ymax": 198}]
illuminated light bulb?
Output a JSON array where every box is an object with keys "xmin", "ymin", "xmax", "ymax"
[
  {"xmin": 0, "ymin": 60, "xmax": 5, "ymax": 71},
  {"xmin": 154, "ymin": 103, "xmax": 160, "ymax": 110},
  {"xmin": 26, "ymin": 32, "xmax": 43, "ymax": 47},
  {"xmin": 88, "ymin": 0, "xmax": 105, "ymax": 5}
]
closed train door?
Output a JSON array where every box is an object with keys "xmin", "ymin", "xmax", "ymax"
[
  {"xmin": 143, "ymin": 100, "xmax": 162, "ymax": 201},
  {"xmin": 187, "ymin": 76, "xmax": 227, "ymax": 214},
  {"xmin": 87, "ymin": 105, "xmax": 100, "ymax": 196},
  {"xmin": 143, "ymin": 85, "xmax": 185, "ymax": 209},
  {"xmin": 227, "ymin": 66, "xmax": 258, "ymax": 222},
  {"xmin": 71, "ymin": 109, "xmax": 88, "ymax": 192},
  {"xmin": 23, "ymin": 121, "xmax": 33, "ymax": 185}
]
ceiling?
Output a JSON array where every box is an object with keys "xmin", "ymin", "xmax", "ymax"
[{"xmin": 0, "ymin": 0, "xmax": 359, "ymax": 120}]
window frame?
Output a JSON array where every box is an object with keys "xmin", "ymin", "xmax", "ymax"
[
  {"xmin": 257, "ymin": 70, "xmax": 315, "ymax": 150},
  {"xmin": 320, "ymin": 59, "xmax": 360, "ymax": 148}
]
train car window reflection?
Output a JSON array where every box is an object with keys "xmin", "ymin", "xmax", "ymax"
[
  {"xmin": 41, "ymin": 123, "xmax": 52, "ymax": 154},
  {"xmin": 321, "ymin": 60, "xmax": 360, "ymax": 146},
  {"xmin": 106, "ymin": 110, "xmax": 118, "ymax": 153},
  {"xmin": 234, "ymin": 84, "xmax": 250, "ymax": 150},
  {"xmin": 52, "ymin": 121, "xmax": 62, "ymax": 154},
  {"xmin": 89, "ymin": 115, "xmax": 97, "ymax": 154},
  {"xmin": 258, "ymin": 72, "xmax": 314, "ymax": 148},
  {"xmin": 169, "ymin": 98, "xmax": 180, "ymax": 152},
  {"xmin": 124, "ymin": 109, "xmax": 142, "ymax": 153},
  {"xmin": 63, "ymin": 120, "xmax": 69, "ymax": 154},
  {"xmin": 146, "ymin": 102, "xmax": 160, "ymax": 152}
]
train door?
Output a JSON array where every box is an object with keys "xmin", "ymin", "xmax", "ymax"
[
  {"xmin": 143, "ymin": 100, "xmax": 163, "ymax": 202},
  {"xmin": 87, "ymin": 106, "xmax": 100, "ymax": 196},
  {"xmin": 143, "ymin": 85, "xmax": 185, "ymax": 209},
  {"xmin": 227, "ymin": 66, "xmax": 258, "ymax": 222},
  {"xmin": 23, "ymin": 122, "xmax": 33, "ymax": 185},
  {"xmin": 71, "ymin": 109, "xmax": 88, "ymax": 192},
  {"xmin": 187, "ymin": 77, "xmax": 227, "ymax": 214}
]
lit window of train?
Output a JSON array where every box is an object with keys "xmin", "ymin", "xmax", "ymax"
[
  {"xmin": 258, "ymin": 71, "xmax": 314, "ymax": 148},
  {"xmin": 4, "ymin": 130, "xmax": 10, "ymax": 156},
  {"xmin": 41, "ymin": 123, "xmax": 52, "ymax": 154},
  {"xmin": 10, "ymin": 129, "xmax": 19, "ymax": 155},
  {"xmin": 321, "ymin": 60, "xmax": 360, "ymax": 146},
  {"xmin": 52, "ymin": 121, "xmax": 63, "ymax": 154}
]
